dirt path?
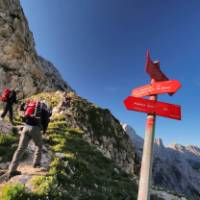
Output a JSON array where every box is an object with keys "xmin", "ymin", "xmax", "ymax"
[{"xmin": 0, "ymin": 141, "xmax": 53, "ymax": 189}]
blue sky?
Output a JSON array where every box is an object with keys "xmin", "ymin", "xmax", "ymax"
[{"xmin": 20, "ymin": 0, "xmax": 200, "ymax": 146}]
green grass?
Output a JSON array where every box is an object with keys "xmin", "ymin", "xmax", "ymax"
[
  {"xmin": 0, "ymin": 93, "xmax": 165, "ymax": 200},
  {"xmin": 30, "ymin": 92, "xmax": 61, "ymax": 107},
  {"xmin": 0, "ymin": 115, "xmax": 138, "ymax": 200},
  {"xmin": 0, "ymin": 183, "xmax": 31, "ymax": 200},
  {"xmin": 0, "ymin": 133, "xmax": 18, "ymax": 162},
  {"xmin": 41, "ymin": 119, "xmax": 138, "ymax": 200}
]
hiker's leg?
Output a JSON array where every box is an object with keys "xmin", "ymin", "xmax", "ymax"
[
  {"xmin": 8, "ymin": 104, "xmax": 14, "ymax": 124},
  {"xmin": 8, "ymin": 126, "xmax": 31, "ymax": 173},
  {"xmin": 1, "ymin": 103, "xmax": 9, "ymax": 119},
  {"xmin": 31, "ymin": 126, "xmax": 42, "ymax": 166}
]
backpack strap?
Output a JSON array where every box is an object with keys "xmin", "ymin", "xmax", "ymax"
[{"xmin": 33, "ymin": 101, "xmax": 39, "ymax": 117}]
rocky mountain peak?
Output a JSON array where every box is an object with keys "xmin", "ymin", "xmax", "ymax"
[
  {"xmin": 0, "ymin": 0, "xmax": 73, "ymax": 97},
  {"xmin": 168, "ymin": 143, "xmax": 186, "ymax": 152},
  {"xmin": 154, "ymin": 138, "xmax": 164, "ymax": 148},
  {"xmin": 186, "ymin": 145, "xmax": 200, "ymax": 154},
  {"xmin": 122, "ymin": 123, "xmax": 136, "ymax": 135}
]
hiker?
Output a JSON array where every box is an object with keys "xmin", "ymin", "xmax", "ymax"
[
  {"xmin": 0, "ymin": 88, "xmax": 18, "ymax": 125},
  {"xmin": 6, "ymin": 100, "xmax": 52, "ymax": 178}
]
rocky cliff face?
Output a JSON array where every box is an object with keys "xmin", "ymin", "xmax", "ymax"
[
  {"xmin": 0, "ymin": 0, "xmax": 73, "ymax": 97},
  {"xmin": 123, "ymin": 124, "xmax": 200, "ymax": 200}
]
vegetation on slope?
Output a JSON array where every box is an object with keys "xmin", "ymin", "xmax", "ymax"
[
  {"xmin": 0, "ymin": 119, "xmax": 138, "ymax": 199},
  {"xmin": 0, "ymin": 92, "xmax": 179, "ymax": 200},
  {"xmin": 0, "ymin": 92, "xmax": 138, "ymax": 200}
]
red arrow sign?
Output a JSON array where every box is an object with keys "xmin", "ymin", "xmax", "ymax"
[
  {"xmin": 124, "ymin": 96, "xmax": 181, "ymax": 120},
  {"xmin": 132, "ymin": 80, "xmax": 181, "ymax": 97},
  {"xmin": 146, "ymin": 50, "xmax": 169, "ymax": 81}
]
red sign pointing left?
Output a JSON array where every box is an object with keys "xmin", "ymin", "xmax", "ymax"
[{"xmin": 124, "ymin": 96, "xmax": 181, "ymax": 120}]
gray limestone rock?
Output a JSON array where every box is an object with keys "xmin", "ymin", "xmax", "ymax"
[{"xmin": 0, "ymin": 0, "xmax": 73, "ymax": 97}]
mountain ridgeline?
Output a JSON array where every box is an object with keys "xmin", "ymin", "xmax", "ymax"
[{"xmin": 123, "ymin": 124, "xmax": 200, "ymax": 200}]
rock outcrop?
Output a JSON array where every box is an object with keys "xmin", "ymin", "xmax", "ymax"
[
  {"xmin": 53, "ymin": 92, "xmax": 135, "ymax": 174},
  {"xmin": 0, "ymin": 0, "xmax": 73, "ymax": 97}
]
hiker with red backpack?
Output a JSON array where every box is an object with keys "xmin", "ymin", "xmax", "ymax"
[
  {"xmin": 5, "ymin": 100, "xmax": 52, "ymax": 178},
  {"xmin": 0, "ymin": 88, "xmax": 18, "ymax": 125}
]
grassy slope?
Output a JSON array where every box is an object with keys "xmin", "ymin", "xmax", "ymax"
[
  {"xmin": 0, "ymin": 120, "xmax": 138, "ymax": 200},
  {"xmin": 0, "ymin": 92, "xmax": 138, "ymax": 200},
  {"xmin": 0, "ymin": 92, "xmax": 168, "ymax": 200}
]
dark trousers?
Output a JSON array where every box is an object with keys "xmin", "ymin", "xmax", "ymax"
[{"xmin": 1, "ymin": 102, "xmax": 13, "ymax": 123}]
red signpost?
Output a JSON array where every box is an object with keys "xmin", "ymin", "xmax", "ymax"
[
  {"xmin": 132, "ymin": 80, "xmax": 181, "ymax": 97},
  {"xmin": 123, "ymin": 50, "xmax": 182, "ymax": 200},
  {"xmin": 146, "ymin": 50, "xmax": 169, "ymax": 81},
  {"xmin": 124, "ymin": 96, "xmax": 181, "ymax": 120}
]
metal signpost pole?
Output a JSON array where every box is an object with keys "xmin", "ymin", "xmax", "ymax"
[{"xmin": 137, "ymin": 79, "xmax": 157, "ymax": 200}]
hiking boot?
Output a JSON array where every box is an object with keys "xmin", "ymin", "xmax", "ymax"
[
  {"xmin": 8, "ymin": 170, "xmax": 21, "ymax": 178},
  {"xmin": 33, "ymin": 164, "xmax": 48, "ymax": 172},
  {"xmin": 33, "ymin": 163, "xmax": 41, "ymax": 168}
]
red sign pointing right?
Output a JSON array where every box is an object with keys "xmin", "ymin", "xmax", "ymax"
[
  {"xmin": 124, "ymin": 96, "xmax": 181, "ymax": 120},
  {"xmin": 132, "ymin": 80, "xmax": 181, "ymax": 97}
]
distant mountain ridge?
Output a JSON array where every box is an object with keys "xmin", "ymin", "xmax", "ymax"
[{"xmin": 123, "ymin": 124, "xmax": 200, "ymax": 199}]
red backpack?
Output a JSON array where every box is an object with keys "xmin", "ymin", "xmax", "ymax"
[
  {"xmin": 0, "ymin": 88, "xmax": 11, "ymax": 102},
  {"xmin": 24, "ymin": 101, "xmax": 40, "ymax": 117}
]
